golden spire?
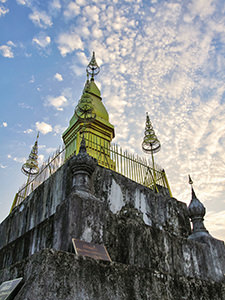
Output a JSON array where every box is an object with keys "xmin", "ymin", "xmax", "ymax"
[{"xmin": 86, "ymin": 51, "xmax": 100, "ymax": 80}]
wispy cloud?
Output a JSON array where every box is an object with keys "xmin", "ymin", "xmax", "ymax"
[
  {"xmin": 54, "ymin": 0, "xmax": 225, "ymax": 238},
  {"xmin": 46, "ymin": 95, "xmax": 68, "ymax": 111},
  {"xmin": 64, "ymin": 1, "xmax": 80, "ymax": 19},
  {"xmin": 29, "ymin": 9, "xmax": 53, "ymax": 28},
  {"xmin": 8, "ymin": 154, "xmax": 26, "ymax": 163},
  {"xmin": 54, "ymin": 124, "xmax": 66, "ymax": 135},
  {"xmin": 49, "ymin": 0, "xmax": 61, "ymax": 13},
  {"xmin": 0, "ymin": 41, "xmax": 15, "ymax": 58},
  {"xmin": 1, "ymin": 0, "xmax": 225, "ymax": 238},
  {"xmin": 16, "ymin": 0, "xmax": 30, "ymax": 5},
  {"xmin": 32, "ymin": 33, "xmax": 51, "ymax": 48},
  {"xmin": 57, "ymin": 31, "xmax": 83, "ymax": 56},
  {"xmin": 24, "ymin": 128, "xmax": 33, "ymax": 134},
  {"xmin": 54, "ymin": 73, "xmax": 63, "ymax": 81},
  {"xmin": 18, "ymin": 102, "xmax": 33, "ymax": 109},
  {"xmin": 0, "ymin": 5, "xmax": 9, "ymax": 16},
  {"xmin": 35, "ymin": 121, "xmax": 52, "ymax": 134}
]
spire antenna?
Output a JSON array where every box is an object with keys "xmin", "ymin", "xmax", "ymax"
[{"xmin": 86, "ymin": 51, "xmax": 100, "ymax": 80}]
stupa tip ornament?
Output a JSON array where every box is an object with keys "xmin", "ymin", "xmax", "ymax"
[
  {"xmin": 86, "ymin": 51, "xmax": 100, "ymax": 80},
  {"xmin": 21, "ymin": 132, "xmax": 40, "ymax": 177},
  {"xmin": 187, "ymin": 175, "xmax": 210, "ymax": 240},
  {"xmin": 142, "ymin": 112, "xmax": 161, "ymax": 154},
  {"xmin": 70, "ymin": 135, "xmax": 97, "ymax": 193}
]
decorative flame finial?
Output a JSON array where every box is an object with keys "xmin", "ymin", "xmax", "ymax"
[
  {"xmin": 21, "ymin": 132, "xmax": 40, "ymax": 177},
  {"xmin": 188, "ymin": 174, "xmax": 193, "ymax": 185},
  {"xmin": 142, "ymin": 112, "xmax": 161, "ymax": 154},
  {"xmin": 86, "ymin": 51, "xmax": 100, "ymax": 80},
  {"xmin": 187, "ymin": 175, "xmax": 210, "ymax": 239},
  {"xmin": 142, "ymin": 112, "xmax": 161, "ymax": 190}
]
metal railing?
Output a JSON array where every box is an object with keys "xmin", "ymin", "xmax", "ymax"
[{"xmin": 11, "ymin": 136, "xmax": 172, "ymax": 211}]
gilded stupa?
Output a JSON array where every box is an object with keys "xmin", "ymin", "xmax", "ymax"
[{"xmin": 62, "ymin": 52, "xmax": 115, "ymax": 167}]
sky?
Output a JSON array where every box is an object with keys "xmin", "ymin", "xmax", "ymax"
[{"xmin": 0, "ymin": 0, "xmax": 225, "ymax": 240}]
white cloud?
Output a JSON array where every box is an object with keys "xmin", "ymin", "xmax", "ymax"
[
  {"xmin": 205, "ymin": 210, "xmax": 225, "ymax": 240},
  {"xmin": 29, "ymin": 75, "xmax": 35, "ymax": 83},
  {"xmin": 188, "ymin": 0, "xmax": 215, "ymax": 20},
  {"xmin": 0, "ymin": 5, "xmax": 9, "ymax": 16},
  {"xmin": 46, "ymin": 95, "xmax": 68, "ymax": 111},
  {"xmin": 0, "ymin": 0, "xmax": 223, "ymax": 239},
  {"xmin": 38, "ymin": 154, "xmax": 45, "ymax": 164},
  {"xmin": 16, "ymin": 0, "xmax": 29, "ymax": 5},
  {"xmin": 0, "ymin": 0, "xmax": 7, "ymax": 3},
  {"xmin": 76, "ymin": 51, "xmax": 88, "ymax": 66},
  {"xmin": 29, "ymin": 9, "xmax": 53, "ymax": 28},
  {"xmin": 39, "ymin": 145, "xmax": 46, "ymax": 149},
  {"xmin": 64, "ymin": 1, "xmax": 80, "ymax": 18},
  {"xmin": 83, "ymin": 5, "xmax": 100, "ymax": 23},
  {"xmin": 76, "ymin": 0, "xmax": 86, "ymax": 5},
  {"xmin": 24, "ymin": 129, "xmax": 33, "ymax": 134},
  {"xmin": 45, "ymin": 147, "xmax": 57, "ymax": 154},
  {"xmin": 2, "ymin": 122, "xmax": 7, "ymax": 127},
  {"xmin": 8, "ymin": 155, "xmax": 26, "ymax": 163},
  {"xmin": 70, "ymin": 64, "xmax": 84, "ymax": 76},
  {"xmin": 35, "ymin": 121, "xmax": 52, "ymax": 135},
  {"xmin": 54, "ymin": 124, "xmax": 66, "ymax": 135},
  {"xmin": 54, "ymin": 73, "xmax": 63, "ymax": 81},
  {"xmin": 32, "ymin": 34, "xmax": 51, "ymax": 48},
  {"xmin": 0, "ymin": 163, "xmax": 7, "ymax": 169},
  {"xmin": 50, "ymin": 0, "xmax": 61, "ymax": 11},
  {"xmin": 14, "ymin": 157, "xmax": 26, "ymax": 163},
  {"xmin": 0, "ymin": 42, "xmax": 14, "ymax": 58},
  {"xmin": 18, "ymin": 102, "xmax": 33, "ymax": 109},
  {"xmin": 57, "ymin": 31, "xmax": 83, "ymax": 56}
]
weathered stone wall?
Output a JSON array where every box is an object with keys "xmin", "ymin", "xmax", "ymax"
[
  {"xmin": 0, "ymin": 154, "xmax": 225, "ymax": 297},
  {"xmin": 104, "ymin": 206, "xmax": 225, "ymax": 282},
  {"xmin": 0, "ymin": 162, "xmax": 69, "ymax": 249},
  {"xmin": 0, "ymin": 162, "xmax": 190, "ymax": 250},
  {"xmin": 0, "ymin": 193, "xmax": 224, "ymax": 282},
  {"xmin": 0, "ymin": 249, "xmax": 224, "ymax": 300}
]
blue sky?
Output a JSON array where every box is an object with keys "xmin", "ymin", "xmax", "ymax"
[{"xmin": 0, "ymin": 0, "xmax": 225, "ymax": 240}]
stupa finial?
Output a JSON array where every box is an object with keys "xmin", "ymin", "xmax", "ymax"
[
  {"xmin": 20, "ymin": 132, "xmax": 40, "ymax": 200},
  {"xmin": 188, "ymin": 174, "xmax": 193, "ymax": 185},
  {"xmin": 142, "ymin": 112, "xmax": 161, "ymax": 191},
  {"xmin": 187, "ymin": 175, "xmax": 210, "ymax": 239},
  {"xmin": 22, "ymin": 132, "xmax": 39, "ymax": 177},
  {"xmin": 142, "ymin": 112, "xmax": 161, "ymax": 154},
  {"xmin": 86, "ymin": 51, "xmax": 100, "ymax": 81}
]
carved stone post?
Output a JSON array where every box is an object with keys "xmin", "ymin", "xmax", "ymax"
[
  {"xmin": 187, "ymin": 178, "xmax": 210, "ymax": 239},
  {"xmin": 70, "ymin": 136, "xmax": 97, "ymax": 193}
]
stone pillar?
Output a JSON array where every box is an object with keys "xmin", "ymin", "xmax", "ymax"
[
  {"xmin": 70, "ymin": 136, "xmax": 97, "ymax": 193},
  {"xmin": 187, "ymin": 186, "xmax": 210, "ymax": 240},
  {"xmin": 53, "ymin": 137, "xmax": 104, "ymax": 252}
]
